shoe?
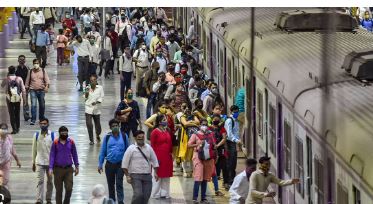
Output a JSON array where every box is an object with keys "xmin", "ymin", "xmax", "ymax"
[
  {"xmin": 30, "ymin": 121, "xmax": 35, "ymax": 125},
  {"xmin": 89, "ymin": 141, "xmax": 94, "ymax": 145},
  {"xmin": 78, "ymin": 87, "xmax": 83, "ymax": 92},
  {"xmin": 215, "ymin": 190, "xmax": 224, "ymax": 196},
  {"xmin": 224, "ymin": 183, "xmax": 231, "ymax": 191},
  {"xmin": 217, "ymin": 176, "xmax": 222, "ymax": 180},
  {"xmin": 192, "ymin": 200, "xmax": 199, "ymax": 204},
  {"xmin": 96, "ymin": 136, "xmax": 101, "ymax": 142},
  {"xmin": 46, "ymin": 201, "xmax": 52, "ymax": 204},
  {"xmin": 201, "ymin": 199, "xmax": 209, "ymax": 204},
  {"xmin": 35, "ymin": 201, "xmax": 42, "ymax": 204}
]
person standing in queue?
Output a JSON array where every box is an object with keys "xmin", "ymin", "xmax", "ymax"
[
  {"xmin": 98, "ymin": 119, "xmax": 129, "ymax": 204},
  {"xmin": 49, "ymin": 126, "xmax": 79, "ymax": 204},
  {"xmin": 150, "ymin": 114, "xmax": 173, "ymax": 199}
]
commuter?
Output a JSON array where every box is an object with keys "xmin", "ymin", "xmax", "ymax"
[
  {"xmin": 361, "ymin": 11, "xmax": 373, "ymax": 31},
  {"xmin": 119, "ymin": 46, "xmax": 134, "ymax": 100},
  {"xmin": 130, "ymin": 26, "xmax": 146, "ymax": 52},
  {"xmin": 85, "ymin": 74, "xmax": 104, "ymax": 145},
  {"xmin": 88, "ymin": 184, "xmax": 114, "ymax": 204},
  {"xmin": 150, "ymin": 114, "xmax": 173, "ymax": 199},
  {"xmin": 166, "ymin": 35, "xmax": 180, "ymax": 64},
  {"xmin": 160, "ymin": 23, "xmax": 169, "ymax": 40},
  {"xmin": 29, "ymin": 7, "xmax": 45, "ymax": 42},
  {"xmin": 193, "ymin": 99, "xmax": 209, "ymax": 121},
  {"xmin": 200, "ymin": 79, "xmax": 214, "ymax": 101},
  {"xmin": 145, "ymin": 21, "xmax": 157, "ymax": 48},
  {"xmin": 45, "ymin": 24, "xmax": 55, "ymax": 66},
  {"xmin": 115, "ymin": 15, "xmax": 129, "ymax": 52},
  {"xmin": 202, "ymin": 82, "xmax": 218, "ymax": 114},
  {"xmin": 122, "ymin": 130, "xmax": 159, "ymax": 204},
  {"xmin": 32, "ymin": 118, "xmax": 54, "ymax": 204},
  {"xmin": 61, "ymin": 11, "xmax": 78, "ymax": 37},
  {"xmin": 88, "ymin": 36, "xmax": 101, "ymax": 75},
  {"xmin": 229, "ymin": 158, "xmax": 257, "ymax": 204},
  {"xmin": 15, "ymin": 55, "xmax": 31, "ymax": 121},
  {"xmin": 133, "ymin": 42, "xmax": 150, "ymax": 96},
  {"xmin": 188, "ymin": 77, "xmax": 203, "ymax": 108},
  {"xmin": 34, "ymin": 25, "xmax": 50, "ymax": 68},
  {"xmin": 56, "ymin": 29, "xmax": 69, "ymax": 66},
  {"xmin": 155, "ymin": 36, "xmax": 170, "ymax": 61},
  {"xmin": 115, "ymin": 89, "xmax": 141, "ymax": 138},
  {"xmin": 118, "ymin": 26, "xmax": 131, "ymax": 54},
  {"xmin": 25, "ymin": 59, "xmax": 50, "ymax": 125},
  {"xmin": 67, "ymin": 35, "xmax": 93, "ymax": 91},
  {"xmin": 173, "ymin": 44, "xmax": 186, "ymax": 64},
  {"xmin": 108, "ymin": 27, "xmax": 119, "ymax": 74},
  {"xmin": 0, "ymin": 123, "xmax": 21, "ymax": 188},
  {"xmin": 225, "ymin": 105, "xmax": 241, "ymax": 187},
  {"xmin": 82, "ymin": 8, "xmax": 93, "ymax": 34},
  {"xmin": 49, "ymin": 126, "xmax": 79, "ymax": 204},
  {"xmin": 98, "ymin": 119, "xmax": 129, "ymax": 204},
  {"xmin": 246, "ymin": 156, "xmax": 300, "ymax": 204},
  {"xmin": 101, "ymin": 30, "xmax": 114, "ymax": 78},
  {"xmin": 153, "ymin": 47, "xmax": 168, "ymax": 74},
  {"xmin": 86, "ymin": 26, "xmax": 102, "ymax": 45},
  {"xmin": 190, "ymin": 39, "xmax": 203, "ymax": 63},
  {"xmin": 43, "ymin": 7, "xmax": 57, "ymax": 28},
  {"xmin": 165, "ymin": 62, "xmax": 176, "ymax": 84},
  {"xmin": 151, "ymin": 72, "xmax": 168, "ymax": 108},
  {"xmin": 170, "ymin": 83, "xmax": 190, "ymax": 113},
  {"xmin": 154, "ymin": 7, "xmax": 168, "ymax": 25},
  {"xmin": 144, "ymin": 100, "xmax": 168, "ymax": 137},
  {"xmin": 150, "ymin": 31, "xmax": 161, "ymax": 56},
  {"xmin": 20, "ymin": 7, "xmax": 33, "ymax": 39},
  {"xmin": 0, "ymin": 170, "xmax": 11, "ymax": 203},
  {"xmin": 144, "ymin": 62, "xmax": 160, "ymax": 118},
  {"xmin": 187, "ymin": 119, "xmax": 216, "ymax": 204},
  {"xmin": 1, "ymin": 66, "xmax": 26, "ymax": 134},
  {"xmin": 185, "ymin": 18, "xmax": 196, "ymax": 44}
]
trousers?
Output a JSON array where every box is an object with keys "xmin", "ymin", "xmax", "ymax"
[
  {"xmin": 54, "ymin": 166, "xmax": 74, "ymax": 204},
  {"xmin": 130, "ymin": 173, "xmax": 152, "ymax": 204},
  {"xmin": 85, "ymin": 113, "xmax": 102, "ymax": 142},
  {"xmin": 36, "ymin": 165, "xmax": 53, "ymax": 202}
]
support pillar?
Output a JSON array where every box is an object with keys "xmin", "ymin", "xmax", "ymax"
[
  {"xmin": 12, "ymin": 11, "xmax": 18, "ymax": 34},
  {"xmin": 3, "ymin": 23, "xmax": 10, "ymax": 49},
  {"xmin": 7, "ymin": 18, "xmax": 14, "ymax": 41}
]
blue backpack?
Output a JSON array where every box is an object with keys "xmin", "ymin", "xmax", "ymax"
[{"xmin": 35, "ymin": 131, "xmax": 55, "ymax": 141}]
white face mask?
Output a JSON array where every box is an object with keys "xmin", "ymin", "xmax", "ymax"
[
  {"xmin": 187, "ymin": 51, "xmax": 193, "ymax": 55},
  {"xmin": 141, "ymin": 45, "xmax": 147, "ymax": 50},
  {"xmin": 138, "ymin": 31, "xmax": 143, "ymax": 35},
  {"xmin": 200, "ymin": 125, "xmax": 208, "ymax": 132},
  {"xmin": 152, "ymin": 26, "xmax": 158, "ymax": 31},
  {"xmin": 34, "ymin": 64, "xmax": 40, "ymax": 69}
]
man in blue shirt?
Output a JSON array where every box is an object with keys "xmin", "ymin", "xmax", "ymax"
[
  {"xmin": 361, "ymin": 11, "xmax": 373, "ymax": 31},
  {"xmin": 34, "ymin": 25, "xmax": 50, "ymax": 68},
  {"xmin": 224, "ymin": 105, "xmax": 242, "ymax": 189},
  {"xmin": 98, "ymin": 119, "xmax": 129, "ymax": 204}
]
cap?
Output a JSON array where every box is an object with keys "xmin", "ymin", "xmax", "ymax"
[{"xmin": 258, "ymin": 156, "xmax": 271, "ymax": 164}]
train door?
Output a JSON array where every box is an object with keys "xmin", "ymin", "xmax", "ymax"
[
  {"xmin": 209, "ymin": 32, "xmax": 214, "ymax": 76},
  {"xmin": 313, "ymin": 143, "xmax": 325, "ymax": 204},
  {"xmin": 327, "ymin": 157, "xmax": 335, "ymax": 204},
  {"xmin": 294, "ymin": 122, "xmax": 307, "ymax": 204},
  {"xmin": 280, "ymin": 105, "xmax": 293, "ymax": 203},
  {"xmin": 306, "ymin": 136, "xmax": 313, "ymax": 204}
]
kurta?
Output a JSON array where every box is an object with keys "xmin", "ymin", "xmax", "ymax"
[{"xmin": 150, "ymin": 128, "xmax": 173, "ymax": 178}]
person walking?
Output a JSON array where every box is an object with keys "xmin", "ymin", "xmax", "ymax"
[
  {"xmin": 29, "ymin": 7, "xmax": 45, "ymax": 42},
  {"xmin": 150, "ymin": 114, "xmax": 173, "ymax": 199},
  {"xmin": 85, "ymin": 74, "xmax": 104, "ymax": 145},
  {"xmin": 20, "ymin": 7, "xmax": 33, "ymax": 39},
  {"xmin": 98, "ymin": 119, "xmax": 129, "ymax": 204},
  {"xmin": 132, "ymin": 42, "xmax": 150, "ymax": 96},
  {"xmin": 0, "ymin": 123, "xmax": 21, "ymax": 189},
  {"xmin": 15, "ymin": 55, "xmax": 31, "ymax": 121},
  {"xmin": 56, "ymin": 29, "xmax": 69, "ymax": 66},
  {"xmin": 25, "ymin": 59, "xmax": 50, "ymax": 125},
  {"xmin": 115, "ymin": 89, "xmax": 140, "ymax": 138},
  {"xmin": 122, "ymin": 130, "xmax": 159, "ymax": 204},
  {"xmin": 246, "ymin": 156, "xmax": 300, "ymax": 204},
  {"xmin": 88, "ymin": 36, "xmax": 101, "ymax": 75},
  {"xmin": 32, "ymin": 118, "xmax": 55, "ymax": 204},
  {"xmin": 49, "ymin": 126, "xmax": 79, "ymax": 204},
  {"xmin": 34, "ymin": 25, "xmax": 50, "ymax": 69},
  {"xmin": 1, "ymin": 66, "xmax": 26, "ymax": 134},
  {"xmin": 119, "ymin": 46, "xmax": 134, "ymax": 101}
]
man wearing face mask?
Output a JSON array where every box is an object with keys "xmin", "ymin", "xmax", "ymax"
[
  {"xmin": 130, "ymin": 26, "xmax": 146, "ymax": 52},
  {"xmin": 229, "ymin": 158, "xmax": 257, "ymax": 204},
  {"xmin": 145, "ymin": 21, "xmax": 157, "ymax": 48},
  {"xmin": 86, "ymin": 26, "xmax": 101, "ymax": 45},
  {"xmin": 31, "ymin": 118, "xmax": 55, "ymax": 204},
  {"xmin": 160, "ymin": 23, "xmax": 169, "ymax": 40},
  {"xmin": 361, "ymin": 11, "xmax": 373, "ymax": 31},
  {"xmin": 61, "ymin": 11, "xmax": 78, "ymax": 37},
  {"xmin": 247, "ymin": 156, "xmax": 300, "ymax": 204},
  {"xmin": 15, "ymin": 55, "xmax": 31, "ymax": 121},
  {"xmin": 150, "ymin": 31, "xmax": 162, "ymax": 56},
  {"xmin": 34, "ymin": 25, "xmax": 50, "ymax": 69},
  {"xmin": 144, "ymin": 62, "xmax": 160, "ymax": 118},
  {"xmin": 25, "ymin": 59, "xmax": 50, "ymax": 125},
  {"xmin": 88, "ymin": 36, "xmax": 101, "ymax": 75},
  {"xmin": 49, "ymin": 126, "xmax": 79, "ymax": 204},
  {"xmin": 116, "ymin": 15, "xmax": 129, "ymax": 53},
  {"xmin": 166, "ymin": 34, "xmax": 180, "ymax": 63},
  {"xmin": 202, "ymin": 82, "xmax": 218, "ymax": 114},
  {"xmin": 29, "ymin": 7, "xmax": 45, "ymax": 42},
  {"xmin": 67, "ymin": 35, "xmax": 93, "ymax": 91},
  {"xmin": 98, "ymin": 119, "xmax": 129, "ymax": 204},
  {"xmin": 133, "ymin": 42, "xmax": 150, "ymax": 96},
  {"xmin": 173, "ymin": 44, "xmax": 186, "ymax": 64},
  {"xmin": 152, "ymin": 47, "xmax": 168, "ymax": 74},
  {"xmin": 224, "ymin": 105, "xmax": 241, "ymax": 188}
]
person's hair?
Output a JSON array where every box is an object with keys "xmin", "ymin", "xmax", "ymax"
[
  {"xmin": 212, "ymin": 114, "xmax": 221, "ymax": 120},
  {"xmin": 181, "ymin": 64, "xmax": 188, "ymax": 69},
  {"xmin": 0, "ymin": 123, "xmax": 8, "ymax": 129},
  {"xmin": 200, "ymin": 118, "xmax": 208, "ymax": 125},
  {"xmin": 18, "ymin": 55, "xmax": 26, "ymax": 59},
  {"xmin": 75, "ymin": 35, "xmax": 82, "ymax": 40},
  {"xmin": 125, "ymin": 88, "xmax": 133, "ymax": 95},
  {"xmin": 108, "ymin": 119, "xmax": 119, "ymax": 127},
  {"xmin": 90, "ymin": 74, "xmax": 98, "ymax": 79},
  {"xmin": 58, "ymin": 126, "xmax": 69, "ymax": 133},
  {"xmin": 246, "ymin": 158, "xmax": 258, "ymax": 166},
  {"xmin": 174, "ymin": 73, "xmax": 181, "ymax": 78},
  {"xmin": 155, "ymin": 114, "xmax": 166, "ymax": 128},
  {"xmin": 8, "ymin": 66, "xmax": 16, "ymax": 75},
  {"xmin": 258, "ymin": 156, "xmax": 271, "ymax": 164},
  {"xmin": 230, "ymin": 105, "xmax": 239, "ymax": 112},
  {"xmin": 39, "ymin": 118, "xmax": 49, "ymax": 124},
  {"xmin": 210, "ymin": 82, "xmax": 218, "ymax": 88},
  {"xmin": 58, "ymin": 28, "xmax": 64, "ymax": 35},
  {"xmin": 133, "ymin": 130, "xmax": 145, "ymax": 137},
  {"xmin": 194, "ymin": 99, "xmax": 203, "ymax": 107},
  {"xmin": 33, "ymin": 59, "xmax": 39, "ymax": 64}
]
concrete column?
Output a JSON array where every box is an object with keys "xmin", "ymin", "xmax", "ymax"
[
  {"xmin": 12, "ymin": 11, "xmax": 18, "ymax": 34},
  {"xmin": 3, "ymin": 24, "xmax": 10, "ymax": 49},
  {"xmin": 0, "ymin": 32, "xmax": 4, "ymax": 58},
  {"xmin": 7, "ymin": 18, "xmax": 14, "ymax": 41}
]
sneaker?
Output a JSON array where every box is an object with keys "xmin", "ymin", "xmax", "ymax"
[
  {"xmin": 201, "ymin": 199, "xmax": 210, "ymax": 204},
  {"xmin": 215, "ymin": 190, "xmax": 224, "ymax": 196},
  {"xmin": 192, "ymin": 200, "xmax": 199, "ymax": 204},
  {"xmin": 89, "ymin": 141, "xmax": 94, "ymax": 145},
  {"xmin": 30, "ymin": 121, "xmax": 35, "ymax": 125},
  {"xmin": 96, "ymin": 136, "xmax": 101, "ymax": 142}
]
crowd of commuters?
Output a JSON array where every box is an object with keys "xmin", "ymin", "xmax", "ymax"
[{"xmin": 0, "ymin": 7, "xmax": 302, "ymax": 204}]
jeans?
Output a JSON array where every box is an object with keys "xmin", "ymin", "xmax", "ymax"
[
  {"xmin": 193, "ymin": 180, "xmax": 207, "ymax": 200},
  {"xmin": 120, "ymin": 71, "xmax": 133, "ymax": 100},
  {"xmin": 30, "ymin": 90, "xmax": 46, "ymax": 123},
  {"xmin": 6, "ymin": 100, "xmax": 20, "ymax": 132},
  {"xmin": 77, "ymin": 56, "xmax": 90, "ymax": 87},
  {"xmin": 105, "ymin": 161, "xmax": 124, "ymax": 203},
  {"xmin": 124, "ymin": 124, "xmax": 138, "ymax": 139},
  {"xmin": 130, "ymin": 174, "xmax": 152, "ymax": 204},
  {"xmin": 146, "ymin": 93, "xmax": 156, "ymax": 119},
  {"xmin": 35, "ymin": 46, "xmax": 47, "ymax": 68},
  {"xmin": 23, "ymin": 91, "xmax": 30, "ymax": 121},
  {"xmin": 85, "ymin": 113, "xmax": 102, "ymax": 142},
  {"xmin": 226, "ymin": 141, "xmax": 238, "ymax": 184},
  {"xmin": 216, "ymin": 156, "xmax": 229, "ymax": 184},
  {"xmin": 20, "ymin": 17, "xmax": 32, "ymax": 38},
  {"xmin": 36, "ymin": 165, "xmax": 53, "ymax": 202}
]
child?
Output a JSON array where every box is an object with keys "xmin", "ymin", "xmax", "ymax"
[{"xmin": 56, "ymin": 29, "xmax": 68, "ymax": 66}]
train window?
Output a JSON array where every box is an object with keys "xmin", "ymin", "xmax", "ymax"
[
  {"xmin": 228, "ymin": 58, "xmax": 232, "ymax": 97},
  {"xmin": 269, "ymin": 105, "xmax": 276, "ymax": 157},
  {"xmin": 337, "ymin": 182, "xmax": 348, "ymax": 204},
  {"xmin": 242, "ymin": 65, "xmax": 245, "ymax": 86},
  {"xmin": 314, "ymin": 158, "xmax": 324, "ymax": 204},
  {"xmin": 295, "ymin": 136, "xmax": 304, "ymax": 197},
  {"xmin": 284, "ymin": 121, "xmax": 292, "ymax": 175},
  {"xmin": 257, "ymin": 91, "xmax": 263, "ymax": 139},
  {"xmin": 202, "ymin": 28, "xmax": 206, "ymax": 63},
  {"xmin": 220, "ymin": 49, "xmax": 224, "ymax": 86},
  {"xmin": 232, "ymin": 56, "xmax": 236, "ymax": 94},
  {"xmin": 206, "ymin": 35, "xmax": 210, "ymax": 65},
  {"xmin": 212, "ymin": 39, "xmax": 217, "ymax": 79},
  {"xmin": 353, "ymin": 185, "xmax": 361, "ymax": 204}
]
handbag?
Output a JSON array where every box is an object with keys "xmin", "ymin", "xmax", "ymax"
[{"xmin": 115, "ymin": 111, "xmax": 130, "ymax": 123}]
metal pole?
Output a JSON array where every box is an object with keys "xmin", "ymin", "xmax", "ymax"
[
  {"xmin": 102, "ymin": 7, "xmax": 105, "ymax": 47},
  {"xmin": 247, "ymin": 7, "xmax": 255, "ymax": 158}
]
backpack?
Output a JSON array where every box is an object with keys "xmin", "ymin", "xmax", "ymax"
[
  {"xmin": 105, "ymin": 132, "xmax": 128, "ymax": 155},
  {"xmin": 35, "ymin": 131, "xmax": 55, "ymax": 141},
  {"xmin": 7, "ymin": 77, "xmax": 22, "ymax": 103},
  {"xmin": 28, "ymin": 69, "xmax": 46, "ymax": 88},
  {"xmin": 197, "ymin": 131, "xmax": 216, "ymax": 161}
]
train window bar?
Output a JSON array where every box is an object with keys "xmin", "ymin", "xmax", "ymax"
[
  {"xmin": 303, "ymin": 109, "xmax": 315, "ymax": 126},
  {"xmin": 276, "ymin": 80, "xmax": 285, "ymax": 93}
]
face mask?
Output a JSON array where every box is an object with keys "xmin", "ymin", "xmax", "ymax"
[
  {"xmin": 170, "ymin": 30, "xmax": 175, "ymax": 34},
  {"xmin": 152, "ymin": 26, "xmax": 158, "ymax": 31},
  {"xmin": 213, "ymin": 120, "xmax": 220, "ymax": 126},
  {"xmin": 111, "ymin": 127, "xmax": 119, "ymax": 133},
  {"xmin": 233, "ymin": 112, "xmax": 239, "ymax": 119},
  {"xmin": 40, "ymin": 125, "xmax": 48, "ymax": 132},
  {"xmin": 66, "ymin": 15, "xmax": 70, "ymax": 18},
  {"xmin": 187, "ymin": 51, "xmax": 193, "ymax": 55},
  {"xmin": 181, "ymin": 69, "xmax": 187, "ymax": 75},
  {"xmin": 197, "ymin": 104, "xmax": 203, "ymax": 109},
  {"xmin": 200, "ymin": 125, "xmax": 208, "ymax": 132},
  {"xmin": 127, "ymin": 94, "xmax": 133, "ymax": 99},
  {"xmin": 160, "ymin": 121, "xmax": 168, "ymax": 127},
  {"xmin": 34, "ymin": 64, "xmax": 40, "ymax": 69},
  {"xmin": 141, "ymin": 45, "xmax": 146, "ymax": 50},
  {"xmin": 175, "ymin": 77, "xmax": 182, "ymax": 83},
  {"xmin": 19, "ymin": 59, "xmax": 25, "ymax": 64},
  {"xmin": 365, "ymin": 15, "xmax": 370, "ymax": 19},
  {"xmin": 60, "ymin": 134, "xmax": 68, "ymax": 140},
  {"xmin": 89, "ymin": 39, "xmax": 95, "ymax": 44},
  {"xmin": 211, "ymin": 88, "xmax": 218, "ymax": 94}
]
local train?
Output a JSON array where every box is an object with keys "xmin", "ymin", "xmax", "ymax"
[{"xmin": 174, "ymin": 7, "xmax": 373, "ymax": 204}]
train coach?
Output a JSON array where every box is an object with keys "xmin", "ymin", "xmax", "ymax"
[{"xmin": 174, "ymin": 7, "xmax": 373, "ymax": 204}]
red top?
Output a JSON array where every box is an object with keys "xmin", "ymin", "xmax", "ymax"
[
  {"xmin": 150, "ymin": 128, "xmax": 173, "ymax": 178},
  {"xmin": 62, "ymin": 18, "xmax": 76, "ymax": 30}
]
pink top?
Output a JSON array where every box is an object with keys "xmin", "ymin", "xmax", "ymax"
[
  {"xmin": 0, "ymin": 135, "xmax": 17, "ymax": 165},
  {"xmin": 1, "ymin": 75, "xmax": 26, "ymax": 100},
  {"xmin": 25, "ymin": 69, "xmax": 50, "ymax": 90},
  {"xmin": 56, "ymin": 35, "xmax": 68, "ymax": 48}
]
